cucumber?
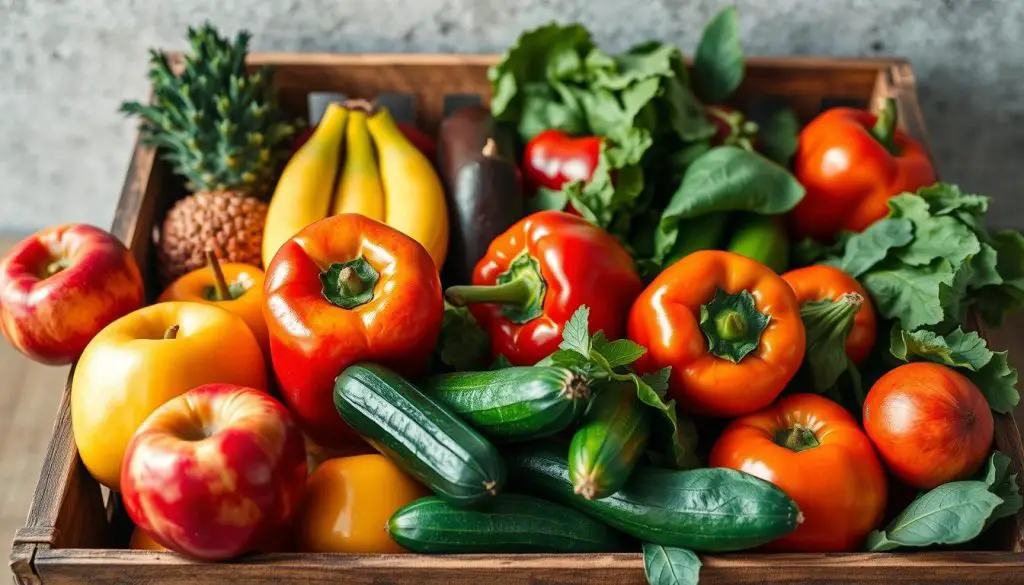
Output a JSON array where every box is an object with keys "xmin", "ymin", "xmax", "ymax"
[
  {"xmin": 389, "ymin": 494, "xmax": 629, "ymax": 553},
  {"xmin": 569, "ymin": 386, "xmax": 651, "ymax": 500},
  {"xmin": 665, "ymin": 211, "xmax": 730, "ymax": 266},
  {"xmin": 725, "ymin": 213, "xmax": 790, "ymax": 273},
  {"xmin": 333, "ymin": 363, "xmax": 506, "ymax": 506},
  {"xmin": 423, "ymin": 366, "xmax": 589, "ymax": 442},
  {"xmin": 507, "ymin": 443, "xmax": 801, "ymax": 552}
]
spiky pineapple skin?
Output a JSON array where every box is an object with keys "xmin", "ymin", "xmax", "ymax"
[{"xmin": 121, "ymin": 23, "xmax": 297, "ymax": 199}]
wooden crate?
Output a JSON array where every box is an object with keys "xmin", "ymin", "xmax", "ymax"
[{"xmin": 10, "ymin": 54, "xmax": 1024, "ymax": 585}]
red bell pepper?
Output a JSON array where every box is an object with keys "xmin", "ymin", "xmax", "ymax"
[
  {"xmin": 445, "ymin": 211, "xmax": 643, "ymax": 366},
  {"xmin": 790, "ymin": 98, "xmax": 937, "ymax": 241},
  {"xmin": 263, "ymin": 214, "xmax": 443, "ymax": 448},
  {"xmin": 522, "ymin": 130, "xmax": 602, "ymax": 192}
]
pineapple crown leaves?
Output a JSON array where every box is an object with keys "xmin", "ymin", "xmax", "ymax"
[{"xmin": 120, "ymin": 22, "xmax": 298, "ymax": 197}]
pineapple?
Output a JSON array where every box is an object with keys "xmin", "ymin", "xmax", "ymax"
[
  {"xmin": 120, "ymin": 23, "xmax": 298, "ymax": 283},
  {"xmin": 121, "ymin": 22, "xmax": 297, "ymax": 198}
]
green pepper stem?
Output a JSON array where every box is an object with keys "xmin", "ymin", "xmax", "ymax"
[
  {"xmin": 445, "ymin": 277, "xmax": 534, "ymax": 307},
  {"xmin": 714, "ymin": 310, "xmax": 748, "ymax": 341},
  {"xmin": 319, "ymin": 256, "xmax": 379, "ymax": 310},
  {"xmin": 774, "ymin": 424, "xmax": 821, "ymax": 452},
  {"xmin": 869, "ymin": 98, "xmax": 900, "ymax": 155}
]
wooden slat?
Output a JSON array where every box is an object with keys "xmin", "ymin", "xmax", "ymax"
[{"xmin": 31, "ymin": 550, "xmax": 1024, "ymax": 585}]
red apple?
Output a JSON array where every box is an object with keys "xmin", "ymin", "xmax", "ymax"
[
  {"xmin": 121, "ymin": 384, "xmax": 307, "ymax": 561},
  {"xmin": 0, "ymin": 224, "xmax": 144, "ymax": 364}
]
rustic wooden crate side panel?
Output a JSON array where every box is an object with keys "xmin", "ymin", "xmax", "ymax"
[{"xmin": 30, "ymin": 550, "xmax": 1024, "ymax": 585}]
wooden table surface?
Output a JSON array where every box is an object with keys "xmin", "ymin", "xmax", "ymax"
[{"xmin": 1, "ymin": 238, "xmax": 1023, "ymax": 580}]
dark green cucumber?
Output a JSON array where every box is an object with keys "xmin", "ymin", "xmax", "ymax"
[
  {"xmin": 569, "ymin": 386, "xmax": 651, "ymax": 500},
  {"xmin": 725, "ymin": 212, "xmax": 790, "ymax": 273},
  {"xmin": 507, "ymin": 443, "xmax": 801, "ymax": 552},
  {"xmin": 423, "ymin": 366, "xmax": 589, "ymax": 442},
  {"xmin": 388, "ymin": 494, "xmax": 628, "ymax": 553},
  {"xmin": 333, "ymin": 363, "xmax": 506, "ymax": 507}
]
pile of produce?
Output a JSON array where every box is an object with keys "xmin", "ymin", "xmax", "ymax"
[{"xmin": 2, "ymin": 10, "xmax": 1023, "ymax": 585}]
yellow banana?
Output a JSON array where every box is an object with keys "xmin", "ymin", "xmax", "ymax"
[
  {"xmin": 332, "ymin": 110, "xmax": 385, "ymax": 221},
  {"xmin": 366, "ymin": 107, "xmax": 449, "ymax": 268},
  {"xmin": 261, "ymin": 103, "xmax": 347, "ymax": 267}
]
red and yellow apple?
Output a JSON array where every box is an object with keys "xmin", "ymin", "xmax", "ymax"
[
  {"xmin": 122, "ymin": 383, "xmax": 307, "ymax": 561},
  {"xmin": 71, "ymin": 301, "xmax": 266, "ymax": 491},
  {"xmin": 0, "ymin": 223, "xmax": 144, "ymax": 364}
]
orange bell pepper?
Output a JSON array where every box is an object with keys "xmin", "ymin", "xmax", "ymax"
[
  {"xmin": 295, "ymin": 454, "xmax": 429, "ymax": 553},
  {"xmin": 627, "ymin": 250, "xmax": 805, "ymax": 417},
  {"xmin": 790, "ymin": 98, "xmax": 936, "ymax": 241},
  {"xmin": 158, "ymin": 251, "xmax": 269, "ymax": 358},
  {"xmin": 264, "ymin": 214, "xmax": 443, "ymax": 449},
  {"xmin": 71, "ymin": 301, "xmax": 266, "ymax": 490}
]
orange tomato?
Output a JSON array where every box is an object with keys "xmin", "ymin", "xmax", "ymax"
[
  {"xmin": 710, "ymin": 393, "xmax": 887, "ymax": 552},
  {"xmin": 864, "ymin": 362, "xmax": 994, "ymax": 489},
  {"xmin": 158, "ymin": 255, "xmax": 269, "ymax": 358},
  {"xmin": 70, "ymin": 302, "xmax": 266, "ymax": 490},
  {"xmin": 295, "ymin": 454, "xmax": 429, "ymax": 553}
]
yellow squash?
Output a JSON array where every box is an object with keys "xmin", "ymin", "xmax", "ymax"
[
  {"xmin": 367, "ymin": 108, "xmax": 449, "ymax": 268},
  {"xmin": 332, "ymin": 109, "xmax": 385, "ymax": 221},
  {"xmin": 262, "ymin": 104, "xmax": 348, "ymax": 267}
]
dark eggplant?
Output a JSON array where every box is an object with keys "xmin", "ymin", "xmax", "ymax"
[{"xmin": 439, "ymin": 106, "xmax": 524, "ymax": 285}]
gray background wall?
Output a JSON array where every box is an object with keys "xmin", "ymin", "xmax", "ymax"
[{"xmin": 1, "ymin": 0, "xmax": 1021, "ymax": 234}]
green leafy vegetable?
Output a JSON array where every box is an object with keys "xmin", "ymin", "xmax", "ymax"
[
  {"xmin": 862, "ymin": 258, "xmax": 954, "ymax": 330},
  {"xmin": 434, "ymin": 303, "xmax": 491, "ymax": 371},
  {"xmin": 757, "ymin": 108, "xmax": 800, "ymax": 166},
  {"xmin": 655, "ymin": 146, "xmax": 805, "ymax": 260},
  {"xmin": 866, "ymin": 451, "xmax": 1022, "ymax": 551},
  {"xmin": 643, "ymin": 543, "xmax": 701, "ymax": 585},
  {"xmin": 971, "ymin": 352, "xmax": 1020, "ymax": 414},
  {"xmin": 826, "ymin": 219, "xmax": 913, "ymax": 277},
  {"xmin": 693, "ymin": 6, "xmax": 744, "ymax": 103},
  {"xmin": 548, "ymin": 305, "xmax": 699, "ymax": 469},
  {"xmin": 864, "ymin": 481, "xmax": 1002, "ymax": 551}
]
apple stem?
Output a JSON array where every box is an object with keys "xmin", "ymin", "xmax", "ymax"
[
  {"xmin": 163, "ymin": 325, "xmax": 180, "ymax": 340},
  {"xmin": 204, "ymin": 249, "xmax": 231, "ymax": 301}
]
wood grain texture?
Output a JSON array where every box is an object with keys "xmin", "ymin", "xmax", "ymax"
[
  {"xmin": 10, "ymin": 54, "xmax": 1024, "ymax": 584},
  {"xmin": 29, "ymin": 550, "xmax": 1024, "ymax": 585}
]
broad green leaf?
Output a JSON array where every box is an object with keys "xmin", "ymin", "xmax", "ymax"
[
  {"xmin": 693, "ymin": 6, "xmax": 744, "ymax": 103},
  {"xmin": 641, "ymin": 368, "xmax": 672, "ymax": 395},
  {"xmin": 974, "ymin": 452, "xmax": 1023, "ymax": 527},
  {"xmin": 594, "ymin": 339, "xmax": 648, "ymax": 369},
  {"xmin": 435, "ymin": 303, "xmax": 491, "ymax": 371},
  {"xmin": 967, "ymin": 243, "xmax": 1004, "ymax": 290},
  {"xmin": 635, "ymin": 375, "xmax": 700, "ymax": 470},
  {"xmin": 864, "ymin": 481, "xmax": 1002, "ymax": 551},
  {"xmin": 658, "ymin": 146, "xmax": 804, "ymax": 228},
  {"xmin": 970, "ymin": 351, "xmax": 1020, "ymax": 414},
  {"xmin": 917, "ymin": 182, "xmax": 989, "ymax": 217},
  {"xmin": 558, "ymin": 305, "xmax": 592, "ymax": 357},
  {"xmin": 826, "ymin": 218, "xmax": 913, "ymax": 277},
  {"xmin": 889, "ymin": 327, "xmax": 992, "ymax": 371},
  {"xmin": 888, "ymin": 194, "xmax": 980, "ymax": 268},
  {"xmin": 643, "ymin": 544, "xmax": 701, "ymax": 585},
  {"xmin": 861, "ymin": 258, "xmax": 955, "ymax": 330},
  {"xmin": 662, "ymin": 76, "xmax": 717, "ymax": 142},
  {"xmin": 757, "ymin": 108, "xmax": 800, "ymax": 166}
]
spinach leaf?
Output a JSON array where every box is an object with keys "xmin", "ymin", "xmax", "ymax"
[
  {"xmin": 864, "ymin": 481, "xmax": 1002, "ymax": 551},
  {"xmin": 643, "ymin": 544, "xmax": 701, "ymax": 585},
  {"xmin": 693, "ymin": 6, "xmax": 744, "ymax": 103}
]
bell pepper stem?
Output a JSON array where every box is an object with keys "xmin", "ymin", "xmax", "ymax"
[
  {"xmin": 163, "ymin": 325, "xmax": 180, "ymax": 340},
  {"xmin": 699, "ymin": 288, "xmax": 771, "ymax": 363},
  {"xmin": 204, "ymin": 249, "xmax": 232, "ymax": 301},
  {"xmin": 444, "ymin": 253, "xmax": 547, "ymax": 324},
  {"xmin": 801, "ymin": 292, "xmax": 864, "ymax": 391},
  {"xmin": 870, "ymin": 98, "xmax": 900, "ymax": 155},
  {"xmin": 714, "ymin": 310, "xmax": 748, "ymax": 341},
  {"xmin": 774, "ymin": 424, "xmax": 821, "ymax": 452},
  {"xmin": 446, "ymin": 277, "xmax": 534, "ymax": 307},
  {"xmin": 44, "ymin": 258, "xmax": 71, "ymax": 277},
  {"xmin": 320, "ymin": 256, "xmax": 379, "ymax": 310}
]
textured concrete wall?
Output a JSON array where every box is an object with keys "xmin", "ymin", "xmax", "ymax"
[{"xmin": 1, "ymin": 0, "xmax": 1022, "ymax": 234}]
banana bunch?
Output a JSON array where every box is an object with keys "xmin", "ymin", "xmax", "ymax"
[{"xmin": 262, "ymin": 102, "xmax": 448, "ymax": 268}]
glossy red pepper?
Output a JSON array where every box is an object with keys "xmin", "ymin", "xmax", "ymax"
[
  {"xmin": 522, "ymin": 130, "xmax": 602, "ymax": 192},
  {"xmin": 445, "ymin": 211, "xmax": 643, "ymax": 366},
  {"xmin": 790, "ymin": 98, "xmax": 937, "ymax": 241}
]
